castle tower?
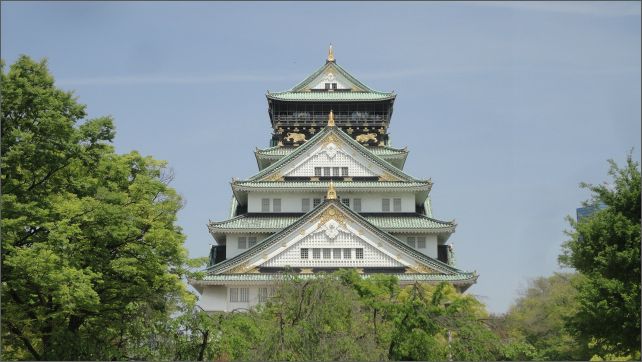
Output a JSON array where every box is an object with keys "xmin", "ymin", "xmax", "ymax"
[{"xmin": 190, "ymin": 47, "xmax": 477, "ymax": 312}]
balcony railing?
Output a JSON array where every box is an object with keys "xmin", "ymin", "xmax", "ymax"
[{"xmin": 273, "ymin": 112, "xmax": 388, "ymax": 127}]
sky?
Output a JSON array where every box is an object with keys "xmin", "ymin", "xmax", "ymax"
[{"xmin": 2, "ymin": 1, "xmax": 640, "ymax": 314}]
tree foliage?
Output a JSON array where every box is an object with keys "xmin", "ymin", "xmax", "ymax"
[
  {"xmin": 153, "ymin": 271, "xmax": 505, "ymax": 362},
  {"xmin": 499, "ymin": 273, "xmax": 590, "ymax": 360},
  {"xmin": 1, "ymin": 55, "xmax": 193, "ymax": 360},
  {"xmin": 559, "ymin": 154, "xmax": 641, "ymax": 357}
]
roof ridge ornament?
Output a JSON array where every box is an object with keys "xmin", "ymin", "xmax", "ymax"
[
  {"xmin": 326, "ymin": 181, "xmax": 337, "ymax": 200},
  {"xmin": 328, "ymin": 110, "xmax": 335, "ymax": 127},
  {"xmin": 327, "ymin": 44, "xmax": 335, "ymax": 62}
]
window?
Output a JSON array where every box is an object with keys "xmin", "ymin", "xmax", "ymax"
[
  {"xmin": 332, "ymin": 167, "xmax": 340, "ymax": 176},
  {"xmin": 239, "ymin": 288, "xmax": 249, "ymax": 302},
  {"xmin": 325, "ymin": 82, "xmax": 331, "ymax": 90},
  {"xmin": 343, "ymin": 248, "xmax": 352, "ymax": 259},
  {"xmin": 407, "ymin": 237, "xmax": 416, "ymax": 248},
  {"xmin": 302, "ymin": 198, "xmax": 311, "ymax": 212},
  {"xmin": 238, "ymin": 237, "xmax": 247, "ymax": 249},
  {"xmin": 229, "ymin": 288, "xmax": 239, "ymax": 302},
  {"xmin": 356, "ymin": 248, "xmax": 364, "ymax": 259},
  {"xmin": 313, "ymin": 248, "xmax": 321, "ymax": 259},
  {"xmin": 273, "ymin": 198, "xmax": 281, "ymax": 212},
  {"xmin": 341, "ymin": 167, "xmax": 348, "ymax": 176},
  {"xmin": 314, "ymin": 167, "xmax": 322, "ymax": 176},
  {"xmin": 248, "ymin": 237, "xmax": 257, "ymax": 248},
  {"xmin": 333, "ymin": 248, "xmax": 342, "ymax": 259},
  {"xmin": 332, "ymin": 83, "xmax": 338, "ymax": 90},
  {"xmin": 382, "ymin": 198, "xmax": 390, "ymax": 212},
  {"xmin": 393, "ymin": 198, "xmax": 402, "ymax": 212},
  {"xmin": 301, "ymin": 248, "xmax": 309, "ymax": 259},
  {"xmin": 261, "ymin": 198, "xmax": 270, "ymax": 212},
  {"xmin": 269, "ymin": 287, "xmax": 276, "ymax": 297},
  {"xmin": 323, "ymin": 167, "xmax": 331, "ymax": 176},
  {"xmin": 313, "ymin": 198, "xmax": 322, "ymax": 207},
  {"xmin": 323, "ymin": 248, "xmax": 331, "ymax": 259},
  {"xmin": 417, "ymin": 236, "xmax": 426, "ymax": 249},
  {"xmin": 258, "ymin": 287, "xmax": 268, "ymax": 302},
  {"xmin": 341, "ymin": 198, "xmax": 350, "ymax": 207},
  {"xmin": 353, "ymin": 198, "xmax": 362, "ymax": 212}
]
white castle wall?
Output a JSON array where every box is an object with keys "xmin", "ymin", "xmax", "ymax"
[
  {"xmin": 247, "ymin": 192, "xmax": 416, "ymax": 213},
  {"xmin": 225, "ymin": 233, "xmax": 271, "ymax": 260},
  {"xmin": 390, "ymin": 233, "xmax": 439, "ymax": 259}
]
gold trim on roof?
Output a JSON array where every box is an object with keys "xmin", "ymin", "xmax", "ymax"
[
  {"xmin": 326, "ymin": 181, "xmax": 337, "ymax": 199},
  {"xmin": 327, "ymin": 44, "xmax": 335, "ymax": 62},
  {"xmin": 318, "ymin": 205, "xmax": 347, "ymax": 228},
  {"xmin": 328, "ymin": 110, "xmax": 335, "ymax": 127}
]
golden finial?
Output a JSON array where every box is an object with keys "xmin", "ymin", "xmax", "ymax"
[
  {"xmin": 328, "ymin": 110, "xmax": 335, "ymax": 127},
  {"xmin": 326, "ymin": 181, "xmax": 337, "ymax": 200},
  {"xmin": 327, "ymin": 44, "xmax": 335, "ymax": 62}
]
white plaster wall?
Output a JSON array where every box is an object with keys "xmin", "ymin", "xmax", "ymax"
[
  {"xmin": 309, "ymin": 71, "xmax": 353, "ymax": 90},
  {"xmin": 248, "ymin": 192, "xmax": 416, "ymax": 213},
  {"xmin": 199, "ymin": 285, "xmax": 275, "ymax": 312},
  {"xmin": 262, "ymin": 227, "xmax": 403, "ymax": 268},
  {"xmin": 391, "ymin": 233, "xmax": 438, "ymax": 259},
  {"xmin": 198, "ymin": 285, "xmax": 228, "ymax": 312},
  {"xmin": 284, "ymin": 147, "xmax": 380, "ymax": 178},
  {"xmin": 225, "ymin": 233, "xmax": 271, "ymax": 259}
]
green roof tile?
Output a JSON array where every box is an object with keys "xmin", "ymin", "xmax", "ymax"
[
  {"xmin": 267, "ymin": 91, "xmax": 395, "ymax": 101},
  {"xmin": 256, "ymin": 145, "xmax": 407, "ymax": 158},
  {"xmin": 233, "ymin": 180, "xmax": 431, "ymax": 191},
  {"xmin": 208, "ymin": 214, "xmax": 454, "ymax": 233},
  {"xmin": 196, "ymin": 272, "xmax": 476, "ymax": 283}
]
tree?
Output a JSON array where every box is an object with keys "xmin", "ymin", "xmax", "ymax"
[
  {"xmin": 559, "ymin": 153, "xmax": 641, "ymax": 358},
  {"xmin": 1, "ymin": 56, "xmax": 192, "ymax": 360},
  {"xmin": 255, "ymin": 273, "xmax": 381, "ymax": 361},
  {"xmin": 500, "ymin": 273, "xmax": 590, "ymax": 360}
]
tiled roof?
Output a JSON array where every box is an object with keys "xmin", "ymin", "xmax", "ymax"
[
  {"xmin": 206, "ymin": 199, "xmax": 466, "ymax": 276},
  {"xmin": 195, "ymin": 272, "xmax": 476, "ymax": 283},
  {"xmin": 255, "ymin": 146, "xmax": 408, "ymax": 158},
  {"xmin": 285, "ymin": 60, "xmax": 388, "ymax": 94},
  {"xmin": 208, "ymin": 214, "xmax": 455, "ymax": 233},
  {"xmin": 247, "ymin": 126, "xmax": 418, "ymax": 182},
  {"xmin": 267, "ymin": 91, "xmax": 395, "ymax": 101},
  {"xmin": 233, "ymin": 180, "xmax": 431, "ymax": 191}
]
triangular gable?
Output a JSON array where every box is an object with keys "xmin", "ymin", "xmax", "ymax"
[
  {"xmin": 207, "ymin": 199, "xmax": 467, "ymax": 276},
  {"xmin": 289, "ymin": 62, "xmax": 377, "ymax": 93},
  {"xmin": 248, "ymin": 127, "xmax": 417, "ymax": 182}
]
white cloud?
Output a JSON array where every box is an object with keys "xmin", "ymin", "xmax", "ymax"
[
  {"xmin": 467, "ymin": 1, "xmax": 641, "ymax": 17},
  {"xmin": 57, "ymin": 73, "xmax": 294, "ymax": 86}
]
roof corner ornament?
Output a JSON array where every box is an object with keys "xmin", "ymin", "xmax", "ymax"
[
  {"xmin": 328, "ymin": 110, "xmax": 335, "ymax": 127},
  {"xmin": 327, "ymin": 44, "xmax": 335, "ymax": 62},
  {"xmin": 326, "ymin": 181, "xmax": 337, "ymax": 200}
]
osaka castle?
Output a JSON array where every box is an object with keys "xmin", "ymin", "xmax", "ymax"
[{"xmin": 190, "ymin": 47, "xmax": 477, "ymax": 312}]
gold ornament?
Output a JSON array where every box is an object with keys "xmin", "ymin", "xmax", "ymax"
[
  {"xmin": 317, "ymin": 205, "xmax": 347, "ymax": 228},
  {"xmin": 326, "ymin": 181, "xmax": 337, "ymax": 199},
  {"xmin": 263, "ymin": 172, "xmax": 284, "ymax": 181},
  {"xmin": 327, "ymin": 44, "xmax": 335, "ymax": 62},
  {"xmin": 328, "ymin": 110, "xmax": 335, "ymax": 127},
  {"xmin": 378, "ymin": 172, "xmax": 398, "ymax": 182}
]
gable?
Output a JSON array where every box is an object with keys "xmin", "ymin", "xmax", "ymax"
[
  {"xmin": 219, "ymin": 203, "xmax": 449, "ymax": 275},
  {"xmin": 261, "ymin": 219, "xmax": 404, "ymax": 268},
  {"xmin": 290, "ymin": 62, "xmax": 375, "ymax": 93},
  {"xmin": 281, "ymin": 135, "xmax": 384, "ymax": 178},
  {"xmin": 306, "ymin": 65, "xmax": 363, "ymax": 91},
  {"xmin": 253, "ymin": 128, "xmax": 413, "ymax": 182}
]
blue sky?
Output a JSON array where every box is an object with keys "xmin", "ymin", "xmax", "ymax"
[{"xmin": 2, "ymin": 1, "xmax": 640, "ymax": 313}]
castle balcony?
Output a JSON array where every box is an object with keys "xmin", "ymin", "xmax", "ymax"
[{"xmin": 273, "ymin": 112, "xmax": 388, "ymax": 128}]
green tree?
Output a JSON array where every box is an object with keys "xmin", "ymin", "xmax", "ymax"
[
  {"xmin": 500, "ymin": 273, "xmax": 590, "ymax": 360},
  {"xmin": 1, "ymin": 56, "xmax": 192, "ymax": 360},
  {"xmin": 255, "ymin": 273, "xmax": 381, "ymax": 361},
  {"xmin": 559, "ymin": 154, "xmax": 641, "ymax": 358}
]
